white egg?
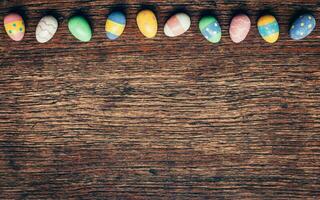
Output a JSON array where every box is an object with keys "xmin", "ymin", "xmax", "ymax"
[{"xmin": 36, "ymin": 16, "xmax": 58, "ymax": 43}]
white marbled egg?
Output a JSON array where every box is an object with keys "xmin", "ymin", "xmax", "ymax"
[{"xmin": 36, "ymin": 16, "xmax": 58, "ymax": 43}]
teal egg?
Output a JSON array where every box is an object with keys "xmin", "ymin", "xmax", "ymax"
[{"xmin": 199, "ymin": 16, "xmax": 221, "ymax": 43}]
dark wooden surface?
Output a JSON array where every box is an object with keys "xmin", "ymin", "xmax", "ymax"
[{"xmin": 0, "ymin": 0, "xmax": 320, "ymax": 199}]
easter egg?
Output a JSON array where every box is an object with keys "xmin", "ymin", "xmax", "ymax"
[
  {"xmin": 68, "ymin": 16, "xmax": 92, "ymax": 42},
  {"xmin": 105, "ymin": 11, "xmax": 126, "ymax": 40},
  {"xmin": 36, "ymin": 16, "xmax": 58, "ymax": 43},
  {"xmin": 4, "ymin": 13, "xmax": 25, "ymax": 41},
  {"xmin": 229, "ymin": 14, "xmax": 251, "ymax": 43},
  {"xmin": 164, "ymin": 13, "xmax": 191, "ymax": 37},
  {"xmin": 257, "ymin": 15, "xmax": 279, "ymax": 43},
  {"xmin": 136, "ymin": 10, "xmax": 158, "ymax": 38},
  {"xmin": 199, "ymin": 16, "xmax": 221, "ymax": 43},
  {"xmin": 290, "ymin": 14, "xmax": 316, "ymax": 40}
]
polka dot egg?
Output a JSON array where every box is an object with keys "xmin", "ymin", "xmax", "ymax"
[
  {"xmin": 257, "ymin": 15, "xmax": 279, "ymax": 43},
  {"xmin": 4, "ymin": 13, "xmax": 25, "ymax": 41},
  {"xmin": 199, "ymin": 16, "xmax": 221, "ymax": 43},
  {"xmin": 290, "ymin": 14, "xmax": 316, "ymax": 40}
]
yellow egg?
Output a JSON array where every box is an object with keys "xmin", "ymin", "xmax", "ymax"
[{"xmin": 136, "ymin": 10, "xmax": 158, "ymax": 38}]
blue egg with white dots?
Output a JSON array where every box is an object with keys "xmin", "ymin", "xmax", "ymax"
[{"xmin": 290, "ymin": 14, "xmax": 316, "ymax": 40}]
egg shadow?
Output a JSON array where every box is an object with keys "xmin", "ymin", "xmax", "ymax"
[
  {"xmin": 199, "ymin": 10, "xmax": 219, "ymax": 21},
  {"xmin": 231, "ymin": 2, "xmax": 248, "ymax": 11},
  {"xmin": 8, "ymin": 6, "xmax": 29, "ymax": 29},
  {"xmin": 40, "ymin": 10, "xmax": 64, "ymax": 23},
  {"xmin": 256, "ymin": 9, "xmax": 279, "ymax": 21},
  {"xmin": 166, "ymin": 6, "xmax": 191, "ymax": 19},
  {"xmin": 69, "ymin": 10, "xmax": 94, "ymax": 34},
  {"xmin": 230, "ymin": 9, "xmax": 250, "ymax": 20},
  {"xmin": 139, "ymin": 4, "xmax": 158, "ymax": 12},
  {"xmin": 107, "ymin": 4, "xmax": 128, "ymax": 16}
]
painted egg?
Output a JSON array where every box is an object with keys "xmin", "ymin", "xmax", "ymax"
[
  {"xmin": 4, "ymin": 13, "xmax": 25, "ymax": 41},
  {"xmin": 164, "ymin": 13, "xmax": 191, "ymax": 37},
  {"xmin": 199, "ymin": 16, "xmax": 221, "ymax": 43},
  {"xmin": 290, "ymin": 14, "xmax": 316, "ymax": 40},
  {"xmin": 105, "ymin": 11, "xmax": 126, "ymax": 40},
  {"xmin": 257, "ymin": 15, "xmax": 279, "ymax": 43},
  {"xmin": 68, "ymin": 16, "xmax": 92, "ymax": 42},
  {"xmin": 229, "ymin": 14, "xmax": 251, "ymax": 43},
  {"xmin": 136, "ymin": 10, "xmax": 158, "ymax": 38},
  {"xmin": 36, "ymin": 16, "xmax": 58, "ymax": 43}
]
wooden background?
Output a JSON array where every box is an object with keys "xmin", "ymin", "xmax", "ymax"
[{"xmin": 0, "ymin": 0, "xmax": 320, "ymax": 199}]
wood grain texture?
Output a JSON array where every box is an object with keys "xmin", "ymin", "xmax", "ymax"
[{"xmin": 0, "ymin": 0, "xmax": 320, "ymax": 199}]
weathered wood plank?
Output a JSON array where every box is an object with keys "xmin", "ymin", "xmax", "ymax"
[{"xmin": 0, "ymin": 0, "xmax": 319, "ymax": 199}]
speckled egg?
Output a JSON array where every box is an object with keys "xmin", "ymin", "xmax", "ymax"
[
  {"xmin": 164, "ymin": 13, "xmax": 191, "ymax": 37},
  {"xmin": 199, "ymin": 16, "xmax": 221, "ymax": 43},
  {"xmin": 4, "ymin": 13, "xmax": 25, "ymax": 41},
  {"xmin": 36, "ymin": 16, "xmax": 58, "ymax": 43},
  {"xmin": 229, "ymin": 14, "xmax": 251, "ymax": 43},
  {"xmin": 136, "ymin": 10, "xmax": 158, "ymax": 38},
  {"xmin": 105, "ymin": 11, "xmax": 126, "ymax": 40},
  {"xmin": 290, "ymin": 14, "xmax": 316, "ymax": 40},
  {"xmin": 257, "ymin": 15, "xmax": 279, "ymax": 43}
]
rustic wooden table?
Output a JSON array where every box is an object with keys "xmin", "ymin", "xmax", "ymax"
[{"xmin": 0, "ymin": 0, "xmax": 320, "ymax": 199}]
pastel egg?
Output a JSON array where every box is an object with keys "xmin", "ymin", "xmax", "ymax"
[
  {"xmin": 68, "ymin": 16, "xmax": 92, "ymax": 42},
  {"xmin": 137, "ymin": 10, "xmax": 158, "ymax": 38},
  {"xmin": 290, "ymin": 14, "xmax": 316, "ymax": 40},
  {"xmin": 199, "ymin": 16, "xmax": 221, "ymax": 43},
  {"xmin": 36, "ymin": 16, "xmax": 58, "ymax": 43},
  {"xmin": 257, "ymin": 15, "xmax": 280, "ymax": 43},
  {"xmin": 229, "ymin": 14, "xmax": 251, "ymax": 43},
  {"xmin": 105, "ymin": 11, "xmax": 126, "ymax": 40},
  {"xmin": 164, "ymin": 13, "xmax": 191, "ymax": 37},
  {"xmin": 4, "ymin": 13, "xmax": 25, "ymax": 41}
]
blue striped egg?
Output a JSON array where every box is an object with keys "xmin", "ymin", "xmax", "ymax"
[
  {"xmin": 105, "ymin": 11, "xmax": 126, "ymax": 40},
  {"xmin": 290, "ymin": 14, "xmax": 316, "ymax": 40}
]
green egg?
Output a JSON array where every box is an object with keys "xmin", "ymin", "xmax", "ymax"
[{"xmin": 68, "ymin": 16, "xmax": 92, "ymax": 42}]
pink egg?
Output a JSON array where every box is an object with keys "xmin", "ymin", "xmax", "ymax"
[
  {"xmin": 229, "ymin": 14, "xmax": 251, "ymax": 43},
  {"xmin": 4, "ymin": 13, "xmax": 25, "ymax": 41}
]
